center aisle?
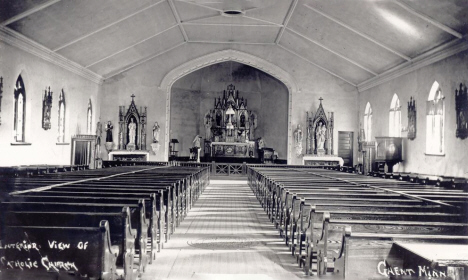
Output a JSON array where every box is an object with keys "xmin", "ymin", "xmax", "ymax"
[{"xmin": 142, "ymin": 177, "xmax": 307, "ymax": 280}]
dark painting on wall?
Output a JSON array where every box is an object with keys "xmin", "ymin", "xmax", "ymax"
[
  {"xmin": 455, "ymin": 83, "xmax": 468, "ymax": 139},
  {"xmin": 42, "ymin": 87, "xmax": 53, "ymax": 130},
  {"xmin": 407, "ymin": 96, "xmax": 416, "ymax": 140}
]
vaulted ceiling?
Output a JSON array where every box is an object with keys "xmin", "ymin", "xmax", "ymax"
[{"xmin": 1, "ymin": 0, "xmax": 467, "ymax": 87}]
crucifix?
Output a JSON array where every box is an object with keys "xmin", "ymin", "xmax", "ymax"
[
  {"xmin": 319, "ymin": 97, "xmax": 323, "ymax": 104},
  {"xmin": 131, "ymin": 94, "xmax": 135, "ymax": 102}
]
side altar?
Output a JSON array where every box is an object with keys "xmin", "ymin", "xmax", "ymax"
[
  {"xmin": 104, "ymin": 95, "xmax": 150, "ymax": 162},
  {"xmin": 301, "ymin": 98, "xmax": 343, "ymax": 166}
]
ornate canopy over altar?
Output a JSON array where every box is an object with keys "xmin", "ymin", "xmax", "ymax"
[{"xmin": 204, "ymin": 84, "xmax": 257, "ymax": 143}]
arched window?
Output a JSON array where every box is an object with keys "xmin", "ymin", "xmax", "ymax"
[
  {"xmin": 389, "ymin": 94, "xmax": 401, "ymax": 137},
  {"xmin": 87, "ymin": 99, "xmax": 92, "ymax": 134},
  {"xmin": 364, "ymin": 102, "xmax": 372, "ymax": 141},
  {"xmin": 13, "ymin": 75, "xmax": 26, "ymax": 142},
  {"xmin": 58, "ymin": 90, "xmax": 66, "ymax": 143},
  {"xmin": 426, "ymin": 81, "xmax": 444, "ymax": 155}
]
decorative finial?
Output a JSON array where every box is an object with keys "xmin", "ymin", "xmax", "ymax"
[
  {"xmin": 131, "ymin": 94, "xmax": 135, "ymax": 102},
  {"xmin": 319, "ymin": 97, "xmax": 323, "ymax": 103}
]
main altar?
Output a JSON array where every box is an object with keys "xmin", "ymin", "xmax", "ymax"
[{"xmin": 203, "ymin": 84, "xmax": 258, "ymax": 160}]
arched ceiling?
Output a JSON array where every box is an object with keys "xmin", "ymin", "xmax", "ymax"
[{"xmin": 1, "ymin": 0, "xmax": 467, "ymax": 87}]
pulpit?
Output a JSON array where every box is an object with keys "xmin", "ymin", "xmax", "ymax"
[{"xmin": 375, "ymin": 137, "xmax": 402, "ymax": 173}]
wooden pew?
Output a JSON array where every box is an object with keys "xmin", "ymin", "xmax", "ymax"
[
  {"xmin": 0, "ymin": 220, "xmax": 118, "ymax": 280},
  {"xmin": 330, "ymin": 227, "xmax": 468, "ymax": 280},
  {"xmin": 3, "ymin": 208, "xmax": 136, "ymax": 280},
  {"xmin": 1, "ymin": 200, "xmax": 149, "ymax": 274}
]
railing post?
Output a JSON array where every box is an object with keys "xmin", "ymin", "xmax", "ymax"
[
  {"xmin": 211, "ymin": 161, "xmax": 216, "ymax": 174},
  {"xmin": 243, "ymin": 162, "xmax": 246, "ymax": 175}
]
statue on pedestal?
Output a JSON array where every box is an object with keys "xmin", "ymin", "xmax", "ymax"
[
  {"xmin": 105, "ymin": 121, "xmax": 114, "ymax": 153},
  {"xmin": 294, "ymin": 124, "xmax": 303, "ymax": 157},
  {"xmin": 205, "ymin": 114, "xmax": 212, "ymax": 141},
  {"xmin": 152, "ymin": 122, "xmax": 160, "ymax": 143}
]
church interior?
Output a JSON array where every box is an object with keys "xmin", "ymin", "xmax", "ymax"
[{"xmin": 0, "ymin": 1, "xmax": 468, "ymax": 279}]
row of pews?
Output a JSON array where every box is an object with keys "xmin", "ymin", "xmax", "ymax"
[
  {"xmin": 248, "ymin": 166, "xmax": 468, "ymax": 279},
  {"xmin": 0, "ymin": 165, "xmax": 210, "ymax": 280},
  {"xmin": 339, "ymin": 165, "xmax": 467, "ymax": 190},
  {"xmin": 0, "ymin": 164, "xmax": 90, "ymax": 177}
]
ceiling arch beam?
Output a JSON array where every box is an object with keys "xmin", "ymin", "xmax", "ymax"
[
  {"xmin": 1, "ymin": 0, "xmax": 61, "ymax": 27},
  {"xmin": 303, "ymin": 4, "xmax": 411, "ymax": 61},
  {"xmin": 275, "ymin": 0, "xmax": 299, "ymax": 44},
  {"xmin": 278, "ymin": 44, "xmax": 357, "ymax": 87},
  {"xmin": 393, "ymin": 0, "xmax": 462, "ymax": 39},
  {"xmin": 168, "ymin": 0, "xmax": 188, "ymax": 42},
  {"xmin": 287, "ymin": 28, "xmax": 378, "ymax": 76}
]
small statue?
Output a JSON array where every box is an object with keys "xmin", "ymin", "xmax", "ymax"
[
  {"xmin": 152, "ymin": 122, "xmax": 160, "ymax": 143},
  {"xmin": 105, "ymin": 121, "xmax": 113, "ymax": 142},
  {"xmin": 257, "ymin": 137, "xmax": 265, "ymax": 149},
  {"xmin": 294, "ymin": 124, "xmax": 303, "ymax": 157},
  {"xmin": 204, "ymin": 115, "xmax": 212, "ymax": 140}
]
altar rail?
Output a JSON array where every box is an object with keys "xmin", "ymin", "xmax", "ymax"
[{"xmin": 102, "ymin": 160, "xmax": 340, "ymax": 176}]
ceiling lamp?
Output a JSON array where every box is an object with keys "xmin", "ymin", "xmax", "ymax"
[{"xmin": 222, "ymin": 10, "xmax": 244, "ymax": 17}]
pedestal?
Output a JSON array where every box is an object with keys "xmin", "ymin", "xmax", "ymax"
[{"xmin": 126, "ymin": 143, "xmax": 136, "ymax": 151}]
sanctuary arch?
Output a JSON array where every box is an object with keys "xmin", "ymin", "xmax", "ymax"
[{"xmin": 160, "ymin": 49, "xmax": 298, "ymax": 163}]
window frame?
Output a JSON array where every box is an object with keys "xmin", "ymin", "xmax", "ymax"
[{"xmin": 425, "ymin": 82, "xmax": 445, "ymax": 155}]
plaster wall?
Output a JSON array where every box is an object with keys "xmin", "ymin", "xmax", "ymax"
[
  {"xmin": 0, "ymin": 41, "xmax": 101, "ymax": 166},
  {"xmin": 101, "ymin": 43, "xmax": 358, "ymax": 163},
  {"xmin": 358, "ymin": 50, "xmax": 468, "ymax": 177}
]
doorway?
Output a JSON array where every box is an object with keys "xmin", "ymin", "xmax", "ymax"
[{"xmin": 338, "ymin": 131, "xmax": 353, "ymax": 166}]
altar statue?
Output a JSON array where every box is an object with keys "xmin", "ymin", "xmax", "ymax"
[
  {"xmin": 316, "ymin": 121, "xmax": 326, "ymax": 150},
  {"xmin": 105, "ymin": 121, "xmax": 113, "ymax": 142},
  {"xmin": 205, "ymin": 115, "xmax": 212, "ymax": 140},
  {"xmin": 128, "ymin": 118, "xmax": 136, "ymax": 144},
  {"xmin": 152, "ymin": 122, "xmax": 160, "ymax": 143},
  {"xmin": 294, "ymin": 124, "xmax": 303, "ymax": 156}
]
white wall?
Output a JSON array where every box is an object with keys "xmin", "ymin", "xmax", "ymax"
[
  {"xmin": 0, "ymin": 41, "xmax": 101, "ymax": 166},
  {"xmin": 358, "ymin": 50, "xmax": 468, "ymax": 177}
]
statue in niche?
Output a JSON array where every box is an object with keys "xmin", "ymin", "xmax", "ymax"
[
  {"xmin": 152, "ymin": 122, "xmax": 160, "ymax": 143},
  {"xmin": 294, "ymin": 124, "xmax": 303, "ymax": 157},
  {"xmin": 240, "ymin": 114, "xmax": 246, "ymax": 127},
  {"xmin": 316, "ymin": 121, "xmax": 327, "ymax": 150},
  {"xmin": 105, "ymin": 121, "xmax": 113, "ymax": 142},
  {"xmin": 205, "ymin": 114, "xmax": 212, "ymax": 141},
  {"xmin": 128, "ymin": 118, "xmax": 137, "ymax": 145},
  {"xmin": 216, "ymin": 111, "xmax": 222, "ymax": 127}
]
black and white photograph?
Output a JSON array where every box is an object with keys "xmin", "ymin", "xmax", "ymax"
[{"xmin": 0, "ymin": 1, "xmax": 467, "ymax": 279}]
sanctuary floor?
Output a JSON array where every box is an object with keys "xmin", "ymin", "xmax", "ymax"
[{"xmin": 141, "ymin": 177, "xmax": 308, "ymax": 280}]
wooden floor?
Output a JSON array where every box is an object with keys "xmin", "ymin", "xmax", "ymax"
[{"xmin": 141, "ymin": 177, "xmax": 308, "ymax": 280}]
